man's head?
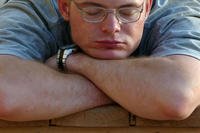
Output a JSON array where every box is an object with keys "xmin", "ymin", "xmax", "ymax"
[{"xmin": 58, "ymin": 0, "xmax": 153, "ymax": 59}]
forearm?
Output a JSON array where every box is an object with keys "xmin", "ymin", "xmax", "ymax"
[
  {"xmin": 0, "ymin": 55, "xmax": 111, "ymax": 121},
  {"xmin": 67, "ymin": 54, "xmax": 200, "ymax": 120}
]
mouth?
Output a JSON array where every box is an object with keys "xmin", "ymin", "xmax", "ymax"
[{"xmin": 95, "ymin": 40, "xmax": 125, "ymax": 49}]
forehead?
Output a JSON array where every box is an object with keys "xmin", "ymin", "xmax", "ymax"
[{"xmin": 75, "ymin": 0, "xmax": 143, "ymax": 7}]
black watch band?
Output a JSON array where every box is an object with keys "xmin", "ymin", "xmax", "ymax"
[{"xmin": 57, "ymin": 44, "xmax": 79, "ymax": 72}]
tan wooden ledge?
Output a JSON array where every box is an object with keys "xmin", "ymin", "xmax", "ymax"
[{"xmin": 0, "ymin": 104, "xmax": 200, "ymax": 132}]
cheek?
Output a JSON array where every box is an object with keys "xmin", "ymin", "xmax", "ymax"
[
  {"xmin": 70, "ymin": 22, "xmax": 99, "ymax": 49},
  {"xmin": 124, "ymin": 23, "xmax": 144, "ymax": 53},
  {"xmin": 69, "ymin": 12, "xmax": 87, "ymax": 43},
  {"xmin": 126, "ymin": 24, "xmax": 144, "ymax": 43},
  {"xmin": 70, "ymin": 21, "xmax": 89, "ymax": 44}
]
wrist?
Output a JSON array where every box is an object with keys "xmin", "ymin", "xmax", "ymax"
[
  {"xmin": 67, "ymin": 53, "xmax": 92, "ymax": 75},
  {"xmin": 57, "ymin": 45, "xmax": 79, "ymax": 72}
]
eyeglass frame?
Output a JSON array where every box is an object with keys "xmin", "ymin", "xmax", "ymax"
[{"xmin": 69, "ymin": 0, "xmax": 145, "ymax": 24}]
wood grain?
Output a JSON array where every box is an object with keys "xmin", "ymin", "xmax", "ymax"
[{"xmin": 51, "ymin": 105, "xmax": 130, "ymax": 127}]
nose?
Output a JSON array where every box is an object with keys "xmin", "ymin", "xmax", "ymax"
[{"xmin": 101, "ymin": 12, "xmax": 121, "ymax": 34}]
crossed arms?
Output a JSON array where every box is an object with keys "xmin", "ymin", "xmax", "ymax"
[{"xmin": 0, "ymin": 53, "xmax": 200, "ymax": 121}]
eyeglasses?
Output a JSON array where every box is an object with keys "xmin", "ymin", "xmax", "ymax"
[{"xmin": 71, "ymin": 0, "xmax": 144, "ymax": 24}]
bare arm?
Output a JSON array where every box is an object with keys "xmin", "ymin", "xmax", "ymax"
[
  {"xmin": 67, "ymin": 54, "xmax": 200, "ymax": 120},
  {"xmin": 0, "ymin": 55, "xmax": 112, "ymax": 121}
]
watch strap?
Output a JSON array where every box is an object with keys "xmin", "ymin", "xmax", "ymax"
[{"xmin": 57, "ymin": 45, "xmax": 78, "ymax": 72}]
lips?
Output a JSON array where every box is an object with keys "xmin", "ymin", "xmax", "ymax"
[{"xmin": 95, "ymin": 40, "xmax": 125, "ymax": 49}]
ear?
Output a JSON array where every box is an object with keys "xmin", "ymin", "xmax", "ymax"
[
  {"xmin": 58, "ymin": 0, "xmax": 70, "ymax": 21},
  {"xmin": 144, "ymin": 0, "xmax": 153, "ymax": 20}
]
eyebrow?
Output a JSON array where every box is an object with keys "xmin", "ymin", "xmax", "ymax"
[{"xmin": 76, "ymin": 1, "xmax": 142, "ymax": 8}]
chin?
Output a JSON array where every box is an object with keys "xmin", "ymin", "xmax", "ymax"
[
  {"xmin": 84, "ymin": 48, "xmax": 130, "ymax": 59},
  {"xmin": 90, "ymin": 53, "xmax": 129, "ymax": 60}
]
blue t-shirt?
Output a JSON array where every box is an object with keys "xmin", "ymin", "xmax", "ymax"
[{"xmin": 0, "ymin": 0, "xmax": 200, "ymax": 62}]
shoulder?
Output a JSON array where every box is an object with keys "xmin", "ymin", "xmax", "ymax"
[
  {"xmin": 0, "ymin": 0, "xmax": 67, "ymax": 61},
  {"xmin": 138, "ymin": 0, "xmax": 200, "ymax": 59},
  {"xmin": 146, "ymin": 0, "xmax": 200, "ymax": 28},
  {"xmin": 0, "ymin": 0, "xmax": 62, "ymax": 26}
]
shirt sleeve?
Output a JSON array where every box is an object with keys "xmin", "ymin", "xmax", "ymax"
[
  {"xmin": 147, "ymin": 1, "xmax": 200, "ymax": 60},
  {"xmin": 0, "ymin": 0, "xmax": 61, "ymax": 62}
]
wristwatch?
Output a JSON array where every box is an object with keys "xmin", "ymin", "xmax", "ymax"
[{"xmin": 57, "ymin": 44, "xmax": 79, "ymax": 72}]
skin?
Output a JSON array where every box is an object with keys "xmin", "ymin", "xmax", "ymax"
[
  {"xmin": 0, "ymin": 0, "xmax": 200, "ymax": 121},
  {"xmin": 60, "ymin": 0, "xmax": 150, "ymax": 59},
  {"xmin": 0, "ymin": 55, "xmax": 112, "ymax": 121},
  {"xmin": 58, "ymin": 0, "xmax": 200, "ymax": 120},
  {"xmin": 67, "ymin": 54, "xmax": 200, "ymax": 120}
]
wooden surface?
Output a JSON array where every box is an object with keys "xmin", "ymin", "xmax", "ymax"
[
  {"xmin": 0, "ymin": 120, "xmax": 48, "ymax": 127},
  {"xmin": 0, "ymin": 127, "xmax": 200, "ymax": 133},
  {"xmin": 0, "ymin": 105, "xmax": 200, "ymax": 132},
  {"xmin": 51, "ymin": 104, "xmax": 130, "ymax": 127}
]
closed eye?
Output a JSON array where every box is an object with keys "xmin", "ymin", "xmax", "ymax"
[{"xmin": 82, "ymin": 7, "xmax": 104, "ymax": 16}]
